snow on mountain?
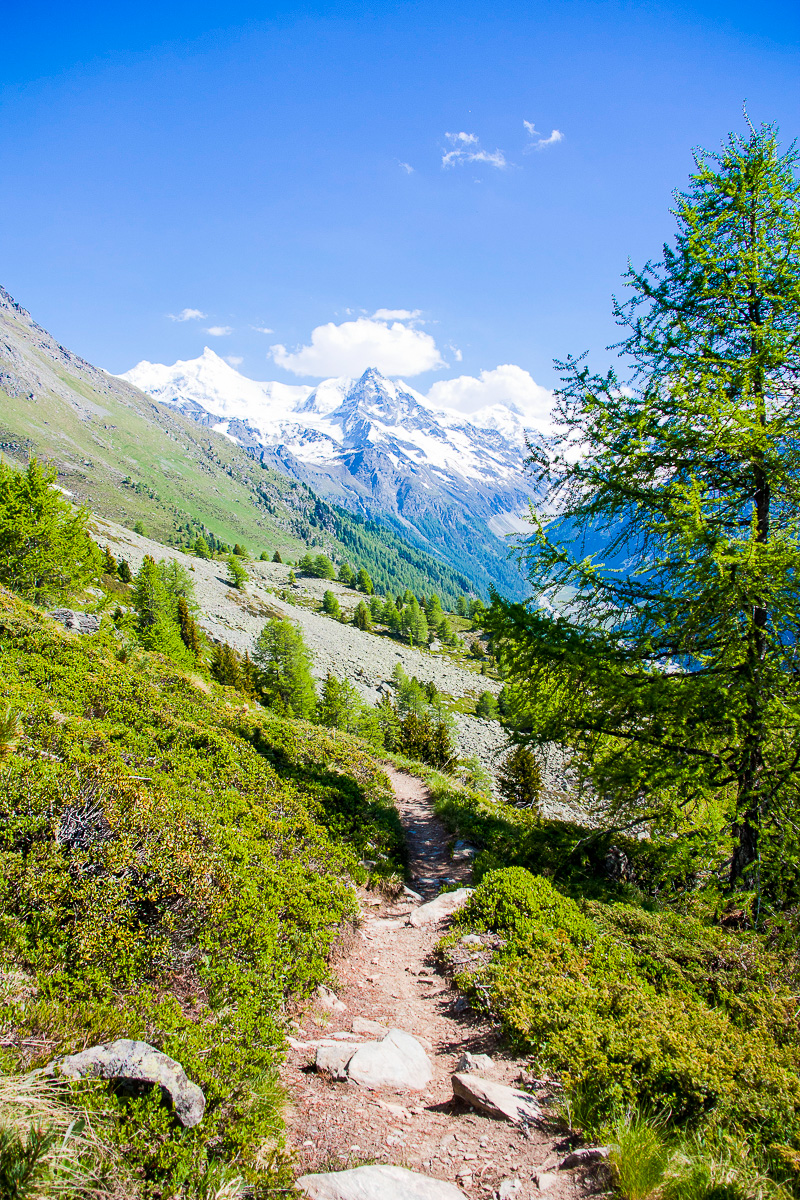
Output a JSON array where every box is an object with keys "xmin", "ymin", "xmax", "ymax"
[
  {"xmin": 118, "ymin": 350, "xmax": 538, "ymax": 596},
  {"xmin": 121, "ymin": 349, "xmax": 530, "ymax": 482}
]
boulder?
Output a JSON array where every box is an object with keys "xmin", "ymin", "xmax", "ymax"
[
  {"xmin": 451, "ymin": 841, "xmax": 477, "ymax": 862},
  {"xmin": 451, "ymin": 1073, "xmax": 541, "ymax": 1126},
  {"xmin": 407, "ymin": 888, "xmax": 473, "ymax": 928},
  {"xmin": 49, "ymin": 609, "xmax": 101, "ymax": 635},
  {"xmin": 315, "ymin": 1042, "xmax": 360, "ymax": 1079},
  {"xmin": 315, "ymin": 1028, "xmax": 432, "ymax": 1090},
  {"xmin": 559, "ymin": 1146, "xmax": 611, "ymax": 1170},
  {"xmin": 534, "ymin": 1173, "xmax": 558, "ymax": 1191},
  {"xmin": 52, "ymin": 1039, "xmax": 204, "ymax": 1127},
  {"xmin": 351, "ymin": 1017, "xmax": 389, "ymax": 1038},
  {"xmin": 498, "ymin": 1182, "xmax": 523, "ymax": 1200},
  {"xmin": 346, "ymin": 1028, "xmax": 433, "ymax": 1091},
  {"xmin": 454, "ymin": 1051, "xmax": 493, "ymax": 1074},
  {"xmin": 296, "ymin": 1165, "xmax": 466, "ymax": 1199}
]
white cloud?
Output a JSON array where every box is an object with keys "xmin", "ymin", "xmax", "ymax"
[
  {"xmin": 371, "ymin": 308, "xmax": 422, "ymax": 321},
  {"xmin": 168, "ymin": 307, "xmax": 207, "ymax": 322},
  {"xmin": 442, "ymin": 131, "xmax": 507, "ymax": 169},
  {"xmin": 427, "ymin": 364, "xmax": 553, "ymax": 427},
  {"xmin": 399, "ymin": 161, "xmax": 414, "ymax": 174},
  {"xmin": 271, "ymin": 316, "xmax": 445, "ymax": 378},
  {"xmin": 523, "ymin": 120, "xmax": 564, "ymax": 151},
  {"xmin": 206, "ymin": 325, "xmax": 233, "ymax": 337},
  {"xmin": 251, "ymin": 325, "xmax": 274, "ymax": 334},
  {"xmin": 225, "ymin": 356, "xmax": 243, "ymax": 367}
]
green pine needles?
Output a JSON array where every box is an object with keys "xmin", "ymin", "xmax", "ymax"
[
  {"xmin": 0, "ymin": 458, "xmax": 100, "ymax": 603},
  {"xmin": 490, "ymin": 120, "xmax": 800, "ymax": 902}
]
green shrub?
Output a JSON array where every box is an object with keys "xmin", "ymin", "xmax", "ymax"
[
  {"xmin": 0, "ymin": 590, "xmax": 398, "ymax": 1195},
  {"xmin": 445, "ymin": 868, "xmax": 800, "ymax": 1158}
]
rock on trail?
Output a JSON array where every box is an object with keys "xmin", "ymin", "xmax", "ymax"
[
  {"xmin": 282, "ymin": 768, "xmax": 596, "ymax": 1200},
  {"xmin": 297, "ymin": 1163, "xmax": 467, "ymax": 1198}
]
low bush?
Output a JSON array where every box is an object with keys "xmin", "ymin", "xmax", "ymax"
[
  {"xmin": 445, "ymin": 868, "xmax": 800, "ymax": 1173},
  {"xmin": 0, "ymin": 589, "xmax": 402, "ymax": 1196}
]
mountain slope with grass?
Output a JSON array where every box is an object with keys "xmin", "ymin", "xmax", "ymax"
[
  {"xmin": 0, "ymin": 286, "xmax": 474, "ymax": 605},
  {"xmin": 0, "ymin": 584, "xmax": 405, "ymax": 1196}
]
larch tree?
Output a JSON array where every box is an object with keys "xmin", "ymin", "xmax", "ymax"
[
  {"xmin": 489, "ymin": 121, "xmax": 800, "ymax": 896},
  {"xmin": 0, "ymin": 458, "xmax": 100, "ymax": 603}
]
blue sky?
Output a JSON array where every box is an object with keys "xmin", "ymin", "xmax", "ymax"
[{"xmin": 2, "ymin": 0, "xmax": 798, "ymax": 414}]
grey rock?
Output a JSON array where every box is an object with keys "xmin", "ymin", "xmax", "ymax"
[
  {"xmin": 345, "ymin": 1029, "xmax": 433, "ymax": 1091},
  {"xmin": 49, "ymin": 609, "xmax": 101, "ymax": 635},
  {"xmin": 407, "ymin": 888, "xmax": 473, "ymax": 928},
  {"xmin": 351, "ymin": 1017, "xmax": 389, "ymax": 1038},
  {"xmin": 451, "ymin": 840, "xmax": 477, "ymax": 862},
  {"xmin": 498, "ymin": 1182, "xmax": 523, "ymax": 1200},
  {"xmin": 297, "ymin": 1165, "xmax": 466, "ymax": 1199},
  {"xmin": 52, "ymin": 1039, "xmax": 204, "ymax": 1127},
  {"xmin": 403, "ymin": 885, "xmax": 423, "ymax": 901},
  {"xmin": 460, "ymin": 934, "xmax": 483, "ymax": 946},
  {"xmin": 559, "ymin": 1146, "xmax": 611, "ymax": 1170},
  {"xmin": 534, "ymin": 1172, "xmax": 558, "ymax": 1191},
  {"xmin": 315, "ymin": 1042, "xmax": 359, "ymax": 1080},
  {"xmin": 454, "ymin": 1051, "xmax": 493, "ymax": 1074},
  {"xmin": 316, "ymin": 984, "xmax": 347, "ymax": 1014},
  {"xmin": 451, "ymin": 1072, "xmax": 541, "ymax": 1126}
]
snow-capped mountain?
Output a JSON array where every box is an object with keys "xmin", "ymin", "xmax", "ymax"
[{"xmin": 120, "ymin": 349, "xmax": 538, "ymax": 596}]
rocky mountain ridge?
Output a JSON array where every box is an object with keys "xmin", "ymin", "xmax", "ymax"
[
  {"xmin": 0, "ymin": 286, "xmax": 474, "ymax": 603},
  {"xmin": 121, "ymin": 350, "xmax": 536, "ymax": 597}
]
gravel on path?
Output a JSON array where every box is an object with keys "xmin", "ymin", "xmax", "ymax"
[{"xmin": 281, "ymin": 770, "xmax": 598, "ymax": 1200}]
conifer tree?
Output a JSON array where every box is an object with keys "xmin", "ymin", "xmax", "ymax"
[
  {"xmin": 252, "ymin": 618, "xmax": 316, "ymax": 718},
  {"xmin": 133, "ymin": 556, "xmax": 193, "ymax": 665},
  {"xmin": 322, "ymin": 589, "xmax": 341, "ymax": 618},
  {"xmin": 176, "ymin": 595, "xmax": 202, "ymax": 658},
  {"xmin": 117, "ymin": 558, "xmax": 133, "ymax": 583},
  {"xmin": 490, "ymin": 121, "xmax": 800, "ymax": 888},
  {"xmin": 226, "ymin": 554, "xmax": 248, "ymax": 590},
  {"xmin": 210, "ymin": 641, "xmax": 241, "ymax": 688},
  {"xmin": 497, "ymin": 746, "xmax": 542, "ymax": 810},
  {"xmin": 0, "ymin": 458, "xmax": 100, "ymax": 603},
  {"xmin": 353, "ymin": 600, "xmax": 372, "ymax": 631}
]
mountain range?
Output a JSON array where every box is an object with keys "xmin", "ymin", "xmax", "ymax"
[
  {"xmin": 122, "ymin": 349, "xmax": 537, "ymax": 596},
  {"xmin": 0, "ymin": 286, "xmax": 477, "ymax": 604}
]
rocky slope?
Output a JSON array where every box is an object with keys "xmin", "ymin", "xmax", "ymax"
[{"xmin": 121, "ymin": 352, "xmax": 537, "ymax": 598}]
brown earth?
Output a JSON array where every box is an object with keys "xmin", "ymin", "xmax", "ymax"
[{"xmin": 281, "ymin": 769, "xmax": 604, "ymax": 1199}]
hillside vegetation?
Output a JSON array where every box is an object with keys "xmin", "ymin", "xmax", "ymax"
[{"xmin": 0, "ymin": 586, "xmax": 405, "ymax": 1196}]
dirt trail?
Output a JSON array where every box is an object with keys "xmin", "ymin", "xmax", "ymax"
[{"xmin": 281, "ymin": 770, "xmax": 596, "ymax": 1199}]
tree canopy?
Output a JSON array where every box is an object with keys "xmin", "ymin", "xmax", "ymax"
[
  {"xmin": 489, "ymin": 121, "xmax": 800, "ymax": 901},
  {"xmin": 0, "ymin": 459, "xmax": 99, "ymax": 603},
  {"xmin": 252, "ymin": 618, "xmax": 317, "ymax": 719}
]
